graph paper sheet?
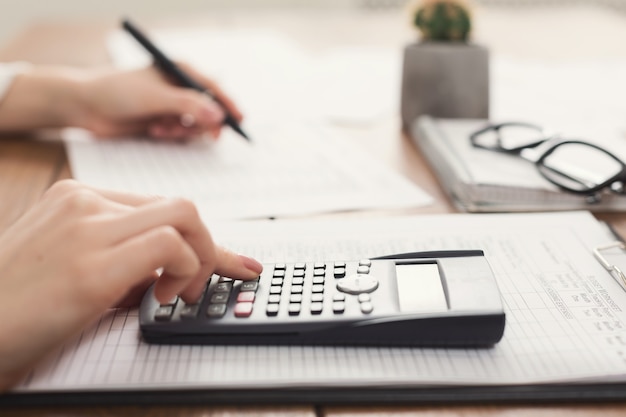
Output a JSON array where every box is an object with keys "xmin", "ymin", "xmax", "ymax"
[
  {"xmin": 14, "ymin": 211, "xmax": 626, "ymax": 392},
  {"xmin": 64, "ymin": 122, "xmax": 432, "ymax": 221}
]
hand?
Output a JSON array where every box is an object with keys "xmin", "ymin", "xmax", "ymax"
[
  {"xmin": 0, "ymin": 180, "xmax": 262, "ymax": 391},
  {"xmin": 77, "ymin": 63, "xmax": 243, "ymax": 140},
  {"xmin": 0, "ymin": 63, "xmax": 243, "ymax": 141}
]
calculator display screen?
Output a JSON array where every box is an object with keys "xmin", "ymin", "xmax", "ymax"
[{"xmin": 395, "ymin": 263, "xmax": 448, "ymax": 313}]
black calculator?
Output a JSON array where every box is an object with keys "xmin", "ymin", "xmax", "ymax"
[{"xmin": 139, "ymin": 250, "xmax": 505, "ymax": 347}]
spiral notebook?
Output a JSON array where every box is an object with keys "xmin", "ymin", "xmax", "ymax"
[{"xmin": 411, "ymin": 116, "xmax": 626, "ymax": 213}]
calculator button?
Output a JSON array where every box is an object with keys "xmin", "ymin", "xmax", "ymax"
[
  {"xmin": 360, "ymin": 302, "xmax": 374, "ymax": 314},
  {"xmin": 210, "ymin": 292, "xmax": 230, "ymax": 303},
  {"xmin": 334, "ymin": 261, "xmax": 346, "ymax": 268},
  {"xmin": 273, "ymin": 269, "xmax": 286, "ymax": 278},
  {"xmin": 311, "ymin": 284, "xmax": 325, "ymax": 293},
  {"xmin": 234, "ymin": 302, "xmax": 254, "ymax": 318},
  {"xmin": 332, "ymin": 301, "xmax": 345, "ymax": 314},
  {"xmin": 160, "ymin": 296, "xmax": 178, "ymax": 306},
  {"xmin": 214, "ymin": 282, "xmax": 233, "ymax": 292},
  {"xmin": 154, "ymin": 305, "xmax": 174, "ymax": 321},
  {"xmin": 269, "ymin": 286, "xmax": 282, "ymax": 294},
  {"xmin": 333, "ymin": 268, "xmax": 346, "ymax": 279},
  {"xmin": 313, "ymin": 268, "xmax": 326, "ymax": 277},
  {"xmin": 266, "ymin": 304, "xmax": 279, "ymax": 316},
  {"xmin": 356, "ymin": 265, "xmax": 370, "ymax": 274},
  {"xmin": 293, "ymin": 269, "xmax": 305, "ymax": 278},
  {"xmin": 294, "ymin": 262, "xmax": 306, "ymax": 270},
  {"xmin": 271, "ymin": 277, "xmax": 284, "ymax": 286},
  {"xmin": 218, "ymin": 276, "xmax": 233, "ymax": 282},
  {"xmin": 332, "ymin": 293, "xmax": 346, "ymax": 301},
  {"xmin": 180, "ymin": 304, "xmax": 199, "ymax": 319},
  {"xmin": 240, "ymin": 281, "xmax": 258, "ymax": 292},
  {"xmin": 274, "ymin": 263, "xmax": 286, "ymax": 270},
  {"xmin": 359, "ymin": 259, "xmax": 372, "ymax": 267},
  {"xmin": 268, "ymin": 294, "xmax": 281, "ymax": 304},
  {"xmin": 291, "ymin": 285, "xmax": 303, "ymax": 294},
  {"xmin": 288, "ymin": 303, "xmax": 301, "ymax": 315},
  {"xmin": 312, "ymin": 276, "xmax": 325, "ymax": 284},
  {"xmin": 237, "ymin": 291, "xmax": 256, "ymax": 303},
  {"xmin": 314, "ymin": 262, "xmax": 326, "ymax": 269},
  {"xmin": 310, "ymin": 302, "xmax": 323, "ymax": 314},
  {"xmin": 292, "ymin": 277, "xmax": 304, "ymax": 285},
  {"xmin": 290, "ymin": 293, "xmax": 303, "ymax": 303},
  {"xmin": 207, "ymin": 303, "xmax": 227, "ymax": 318},
  {"xmin": 311, "ymin": 293, "xmax": 324, "ymax": 302},
  {"xmin": 337, "ymin": 274, "xmax": 379, "ymax": 295},
  {"xmin": 358, "ymin": 293, "xmax": 371, "ymax": 303}
]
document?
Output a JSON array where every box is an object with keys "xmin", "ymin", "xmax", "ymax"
[
  {"xmin": 13, "ymin": 211, "xmax": 626, "ymax": 393},
  {"xmin": 106, "ymin": 28, "xmax": 401, "ymax": 126},
  {"xmin": 65, "ymin": 122, "xmax": 432, "ymax": 220}
]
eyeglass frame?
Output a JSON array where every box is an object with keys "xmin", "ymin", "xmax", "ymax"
[{"xmin": 469, "ymin": 122, "xmax": 626, "ymax": 196}]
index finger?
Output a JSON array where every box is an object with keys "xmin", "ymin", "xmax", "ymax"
[{"xmin": 178, "ymin": 62, "xmax": 244, "ymax": 123}]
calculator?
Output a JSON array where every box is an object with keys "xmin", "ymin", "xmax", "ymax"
[{"xmin": 139, "ymin": 250, "xmax": 505, "ymax": 347}]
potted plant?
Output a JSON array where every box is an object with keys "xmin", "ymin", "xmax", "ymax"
[{"xmin": 400, "ymin": 0, "xmax": 489, "ymax": 130}]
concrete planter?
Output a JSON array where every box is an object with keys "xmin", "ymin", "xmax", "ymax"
[{"xmin": 400, "ymin": 42, "xmax": 489, "ymax": 130}]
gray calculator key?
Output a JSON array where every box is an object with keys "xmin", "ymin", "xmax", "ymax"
[
  {"xmin": 207, "ymin": 303, "xmax": 227, "ymax": 318},
  {"xmin": 214, "ymin": 282, "xmax": 233, "ymax": 292},
  {"xmin": 240, "ymin": 281, "xmax": 259, "ymax": 292},
  {"xmin": 180, "ymin": 304, "xmax": 199, "ymax": 319},
  {"xmin": 154, "ymin": 305, "xmax": 174, "ymax": 321},
  {"xmin": 210, "ymin": 292, "xmax": 230, "ymax": 303}
]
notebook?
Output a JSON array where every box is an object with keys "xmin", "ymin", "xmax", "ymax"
[{"xmin": 411, "ymin": 116, "xmax": 626, "ymax": 212}]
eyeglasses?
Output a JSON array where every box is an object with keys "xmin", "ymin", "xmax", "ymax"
[{"xmin": 469, "ymin": 122, "xmax": 626, "ymax": 196}]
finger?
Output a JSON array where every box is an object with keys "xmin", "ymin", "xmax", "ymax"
[
  {"xmin": 101, "ymin": 198, "xmax": 262, "ymax": 300},
  {"xmin": 100, "ymin": 225, "xmax": 200, "ymax": 305},
  {"xmin": 177, "ymin": 245, "xmax": 262, "ymax": 302},
  {"xmin": 178, "ymin": 62, "xmax": 244, "ymax": 122},
  {"xmin": 114, "ymin": 273, "xmax": 158, "ymax": 308}
]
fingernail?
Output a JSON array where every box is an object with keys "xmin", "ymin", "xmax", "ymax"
[
  {"xmin": 202, "ymin": 104, "xmax": 224, "ymax": 124},
  {"xmin": 240, "ymin": 255, "xmax": 263, "ymax": 274},
  {"xmin": 180, "ymin": 113, "xmax": 196, "ymax": 127}
]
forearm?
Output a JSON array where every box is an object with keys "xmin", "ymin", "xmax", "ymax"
[{"xmin": 0, "ymin": 66, "xmax": 88, "ymax": 132}]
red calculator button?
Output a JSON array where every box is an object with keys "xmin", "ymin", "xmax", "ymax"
[{"xmin": 234, "ymin": 302, "xmax": 254, "ymax": 317}]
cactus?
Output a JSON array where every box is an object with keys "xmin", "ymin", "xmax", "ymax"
[{"xmin": 413, "ymin": 0, "xmax": 472, "ymax": 42}]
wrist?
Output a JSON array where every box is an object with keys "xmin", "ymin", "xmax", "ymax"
[{"xmin": 0, "ymin": 66, "xmax": 90, "ymax": 131}]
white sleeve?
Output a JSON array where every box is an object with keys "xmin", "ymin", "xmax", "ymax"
[{"xmin": 0, "ymin": 62, "xmax": 32, "ymax": 102}]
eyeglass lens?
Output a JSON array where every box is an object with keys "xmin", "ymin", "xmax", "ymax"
[{"xmin": 538, "ymin": 142, "xmax": 623, "ymax": 192}]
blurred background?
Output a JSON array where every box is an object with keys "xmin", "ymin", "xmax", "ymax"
[{"xmin": 1, "ymin": 0, "xmax": 626, "ymax": 46}]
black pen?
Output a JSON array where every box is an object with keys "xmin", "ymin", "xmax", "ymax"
[{"xmin": 121, "ymin": 18, "xmax": 250, "ymax": 141}]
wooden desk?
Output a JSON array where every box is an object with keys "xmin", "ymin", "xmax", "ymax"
[{"xmin": 2, "ymin": 8, "xmax": 626, "ymax": 417}]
